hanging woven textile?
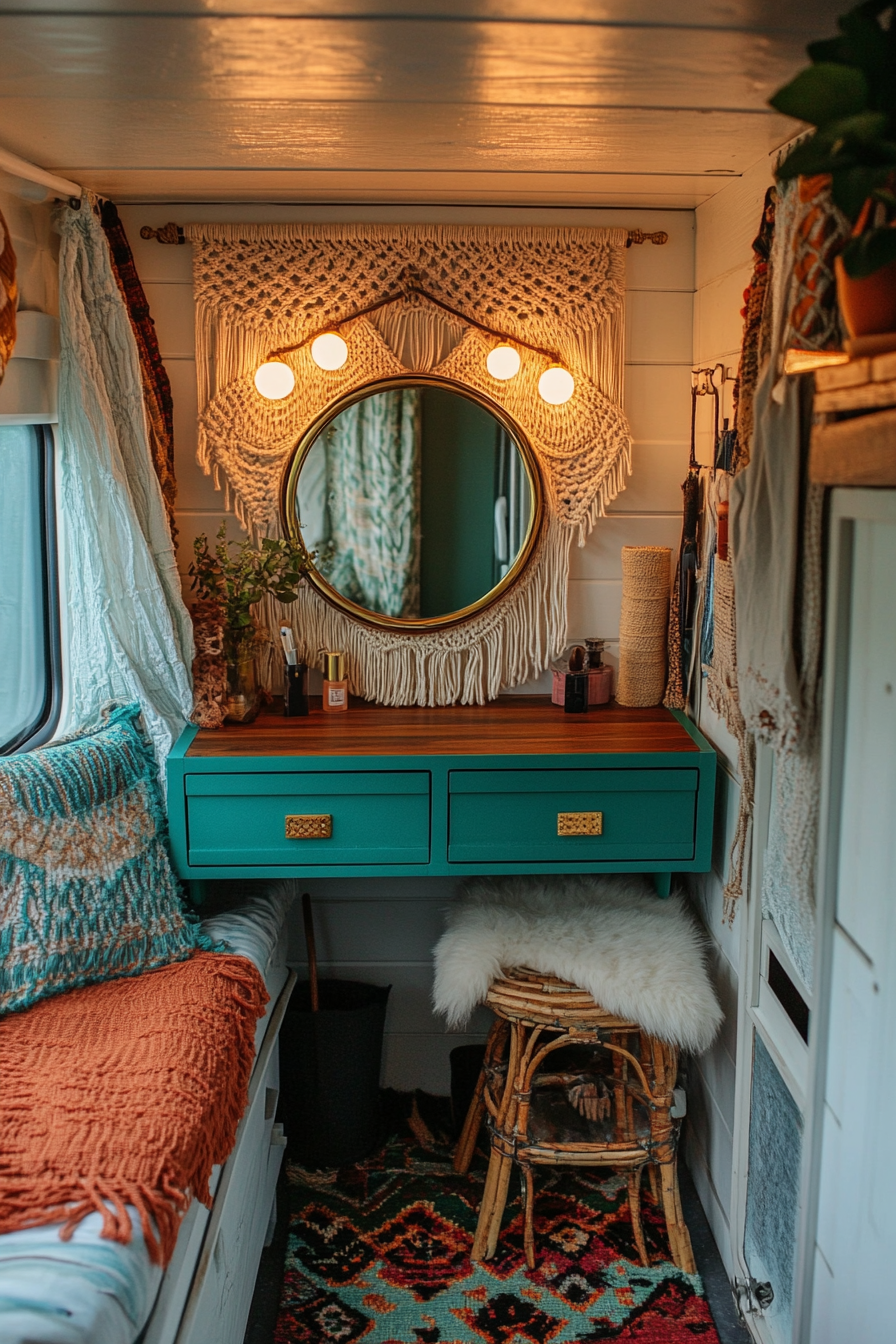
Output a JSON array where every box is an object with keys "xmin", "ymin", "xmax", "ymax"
[
  {"xmin": 183, "ymin": 223, "xmax": 634, "ymax": 706},
  {"xmin": 731, "ymin": 187, "xmax": 776, "ymax": 474},
  {"xmin": 0, "ymin": 207, "xmax": 16, "ymax": 386},
  {"xmin": 725, "ymin": 172, "xmax": 847, "ymax": 963},
  {"xmin": 100, "ymin": 200, "xmax": 178, "ymax": 537}
]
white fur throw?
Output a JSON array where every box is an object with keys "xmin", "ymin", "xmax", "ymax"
[{"xmin": 432, "ymin": 876, "xmax": 722, "ymax": 1053}]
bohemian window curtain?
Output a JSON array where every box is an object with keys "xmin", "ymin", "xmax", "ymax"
[
  {"xmin": 303, "ymin": 388, "xmax": 421, "ymax": 620},
  {"xmin": 99, "ymin": 200, "xmax": 178, "ymax": 538},
  {"xmin": 57, "ymin": 197, "xmax": 193, "ymax": 768},
  {"xmin": 185, "ymin": 223, "xmax": 632, "ymax": 705}
]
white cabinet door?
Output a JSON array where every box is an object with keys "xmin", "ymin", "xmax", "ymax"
[{"xmin": 810, "ymin": 510, "xmax": 896, "ymax": 1343}]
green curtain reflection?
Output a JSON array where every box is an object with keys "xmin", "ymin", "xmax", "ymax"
[{"xmin": 318, "ymin": 389, "xmax": 421, "ymax": 618}]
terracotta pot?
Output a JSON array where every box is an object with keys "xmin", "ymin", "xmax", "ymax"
[{"xmin": 835, "ymin": 253, "xmax": 896, "ymax": 338}]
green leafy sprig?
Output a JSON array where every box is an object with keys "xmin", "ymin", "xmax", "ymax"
[
  {"xmin": 771, "ymin": 1, "xmax": 896, "ymax": 278},
  {"xmin": 190, "ymin": 522, "xmax": 312, "ymax": 660}
]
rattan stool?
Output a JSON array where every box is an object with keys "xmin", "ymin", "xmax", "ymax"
[{"xmin": 454, "ymin": 968, "xmax": 695, "ymax": 1273}]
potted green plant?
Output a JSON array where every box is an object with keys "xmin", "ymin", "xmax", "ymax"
[
  {"xmin": 190, "ymin": 523, "xmax": 312, "ymax": 722},
  {"xmin": 770, "ymin": 1, "xmax": 896, "ymax": 338}
]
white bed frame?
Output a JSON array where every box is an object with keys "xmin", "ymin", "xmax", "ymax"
[{"xmin": 141, "ymin": 970, "xmax": 296, "ymax": 1344}]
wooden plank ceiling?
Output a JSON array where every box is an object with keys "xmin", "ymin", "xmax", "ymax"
[{"xmin": 0, "ymin": 1, "xmax": 839, "ymax": 206}]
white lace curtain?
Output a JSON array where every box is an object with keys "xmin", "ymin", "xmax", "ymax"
[{"xmin": 57, "ymin": 197, "xmax": 193, "ymax": 767}]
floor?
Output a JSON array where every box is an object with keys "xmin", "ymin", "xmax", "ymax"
[{"xmin": 243, "ymin": 1101, "xmax": 751, "ymax": 1344}]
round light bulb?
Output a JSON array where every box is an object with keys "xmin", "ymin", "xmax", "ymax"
[
  {"xmin": 538, "ymin": 364, "xmax": 575, "ymax": 405},
  {"xmin": 310, "ymin": 332, "xmax": 348, "ymax": 371},
  {"xmin": 254, "ymin": 360, "xmax": 296, "ymax": 400},
  {"xmin": 486, "ymin": 344, "xmax": 521, "ymax": 381}
]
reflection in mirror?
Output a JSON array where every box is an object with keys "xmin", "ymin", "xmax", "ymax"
[{"xmin": 294, "ymin": 385, "xmax": 533, "ymax": 622}]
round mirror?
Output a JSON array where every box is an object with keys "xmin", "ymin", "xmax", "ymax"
[{"xmin": 281, "ymin": 376, "xmax": 543, "ymax": 631}]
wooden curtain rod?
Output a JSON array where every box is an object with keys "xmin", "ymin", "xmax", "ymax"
[{"xmin": 139, "ymin": 223, "xmax": 669, "ymax": 248}]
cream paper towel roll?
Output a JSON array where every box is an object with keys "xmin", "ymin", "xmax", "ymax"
[{"xmin": 615, "ymin": 546, "xmax": 672, "ymax": 707}]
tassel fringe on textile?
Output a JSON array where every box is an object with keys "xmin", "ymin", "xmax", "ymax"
[
  {"xmin": 265, "ymin": 515, "xmax": 571, "ymax": 707},
  {"xmin": 0, "ymin": 952, "xmax": 268, "ymax": 1266}
]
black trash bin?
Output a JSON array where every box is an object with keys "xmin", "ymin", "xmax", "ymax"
[{"xmin": 280, "ymin": 978, "xmax": 391, "ymax": 1168}]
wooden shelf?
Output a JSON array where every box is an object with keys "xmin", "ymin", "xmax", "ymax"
[{"xmin": 811, "ymin": 354, "xmax": 896, "ymax": 487}]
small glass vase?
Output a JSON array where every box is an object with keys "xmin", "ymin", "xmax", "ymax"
[{"xmin": 225, "ymin": 651, "xmax": 261, "ymax": 724}]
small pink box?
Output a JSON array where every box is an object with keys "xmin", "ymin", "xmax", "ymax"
[{"xmin": 551, "ymin": 665, "xmax": 613, "ymax": 706}]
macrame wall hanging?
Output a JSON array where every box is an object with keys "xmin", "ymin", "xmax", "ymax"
[{"xmin": 186, "ymin": 223, "xmax": 632, "ymax": 705}]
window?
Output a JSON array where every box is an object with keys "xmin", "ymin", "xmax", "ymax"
[{"xmin": 0, "ymin": 424, "xmax": 60, "ymax": 753}]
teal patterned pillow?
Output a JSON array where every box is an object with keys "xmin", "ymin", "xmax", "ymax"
[{"xmin": 0, "ymin": 702, "xmax": 210, "ymax": 1015}]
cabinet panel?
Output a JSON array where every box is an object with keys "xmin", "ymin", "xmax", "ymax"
[
  {"xmin": 177, "ymin": 1050, "xmax": 282, "ymax": 1344},
  {"xmin": 185, "ymin": 771, "xmax": 431, "ymax": 866},
  {"xmin": 448, "ymin": 767, "xmax": 698, "ymax": 863}
]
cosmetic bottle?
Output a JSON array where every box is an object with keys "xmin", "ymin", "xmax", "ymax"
[
  {"xmin": 285, "ymin": 662, "xmax": 309, "ymax": 717},
  {"xmin": 563, "ymin": 672, "xmax": 588, "ymax": 713},
  {"xmin": 584, "ymin": 639, "xmax": 613, "ymax": 705},
  {"xmin": 322, "ymin": 651, "xmax": 349, "ymax": 713}
]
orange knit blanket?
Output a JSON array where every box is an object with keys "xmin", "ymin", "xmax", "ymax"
[{"xmin": 0, "ymin": 951, "xmax": 268, "ymax": 1265}]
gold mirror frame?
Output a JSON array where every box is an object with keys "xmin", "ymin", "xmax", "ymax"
[{"xmin": 280, "ymin": 374, "xmax": 544, "ymax": 633}]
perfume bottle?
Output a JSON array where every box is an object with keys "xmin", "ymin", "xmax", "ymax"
[
  {"xmin": 584, "ymin": 639, "xmax": 613, "ymax": 705},
  {"xmin": 322, "ymin": 651, "xmax": 348, "ymax": 713}
]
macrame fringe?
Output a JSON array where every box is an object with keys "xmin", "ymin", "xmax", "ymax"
[{"xmin": 264, "ymin": 516, "xmax": 571, "ymax": 707}]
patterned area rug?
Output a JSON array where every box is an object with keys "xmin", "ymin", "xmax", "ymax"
[{"xmin": 274, "ymin": 1092, "xmax": 720, "ymax": 1343}]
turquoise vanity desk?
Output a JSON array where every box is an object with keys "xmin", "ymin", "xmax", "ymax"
[
  {"xmin": 170, "ymin": 369, "xmax": 716, "ymax": 894},
  {"xmin": 167, "ymin": 697, "xmax": 716, "ymax": 895}
]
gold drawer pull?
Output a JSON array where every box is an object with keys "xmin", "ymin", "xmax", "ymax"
[
  {"xmin": 557, "ymin": 811, "xmax": 603, "ymax": 837},
  {"xmin": 285, "ymin": 814, "xmax": 332, "ymax": 840}
]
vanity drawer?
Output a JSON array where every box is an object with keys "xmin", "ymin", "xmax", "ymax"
[
  {"xmin": 448, "ymin": 768, "xmax": 698, "ymax": 864},
  {"xmin": 185, "ymin": 772, "xmax": 430, "ymax": 866}
]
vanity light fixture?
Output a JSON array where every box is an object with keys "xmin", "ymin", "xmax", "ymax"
[
  {"xmin": 310, "ymin": 332, "xmax": 349, "ymax": 371},
  {"xmin": 255, "ymin": 286, "xmax": 575, "ymax": 404},
  {"xmin": 538, "ymin": 365, "xmax": 575, "ymax": 405},
  {"xmin": 254, "ymin": 360, "xmax": 296, "ymax": 400},
  {"xmin": 486, "ymin": 344, "xmax": 522, "ymax": 381}
]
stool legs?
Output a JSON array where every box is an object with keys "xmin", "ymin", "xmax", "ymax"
[
  {"xmin": 466, "ymin": 1012, "xmax": 696, "ymax": 1275},
  {"xmin": 521, "ymin": 1165, "xmax": 536, "ymax": 1270},
  {"xmin": 471, "ymin": 1020, "xmax": 523, "ymax": 1262},
  {"xmin": 659, "ymin": 1157, "xmax": 696, "ymax": 1273},
  {"xmin": 646, "ymin": 1164, "xmax": 660, "ymax": 1205},
  {"xmin": 627, "ymin": 1169, "xmax": 649, "ymax": 1268},
  {"xmin": 454, "ymin": 1017, "xmax": 508, "ymax": 1176}
]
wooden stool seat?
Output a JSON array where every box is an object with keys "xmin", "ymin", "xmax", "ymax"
[
  {"xmin": 455, "ymin": 967, "xmax": 696, "ymax": 1274},
  {"xmin": 485, "ymin": 968, "xmax": 640, "ymax": 1029}
]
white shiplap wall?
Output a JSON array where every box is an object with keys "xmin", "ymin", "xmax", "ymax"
[
  {"xmin": 120, "ymin": 203, "xmax": 695, "ymax": 1092},
  {"xmin": 684, "ymin": 155, "xmax": 772, "ymax": 1276}
]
